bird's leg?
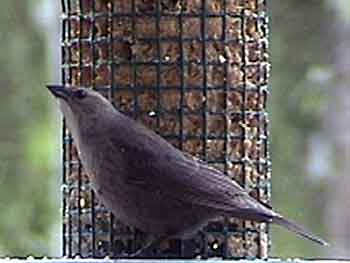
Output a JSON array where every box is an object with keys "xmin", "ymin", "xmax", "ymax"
[{"xmin": 121, "ymin": 235, "xmax": 169, "ymax": 258}]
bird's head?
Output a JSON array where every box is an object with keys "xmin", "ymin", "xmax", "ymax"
[{"xmin": 47, "ymin": 85, "xmax": 115, "ymax": 137}]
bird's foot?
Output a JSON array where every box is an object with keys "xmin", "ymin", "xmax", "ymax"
[
  {"xmin": 117, "ymin": 235, "xmax": 168, "ymax": 258},
  {"xmin": 118, "ymin": 248, "xmax": 155, "ymax": 258}
]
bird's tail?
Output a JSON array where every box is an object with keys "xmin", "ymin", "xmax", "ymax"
[{"xmin": 272, "ymin": 215, "xmax": 329, "ymax": 246}]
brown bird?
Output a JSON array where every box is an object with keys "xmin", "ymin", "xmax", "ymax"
[{"xmin": 47, "ymin": 85, "xmax": 328, "ymax": 257}]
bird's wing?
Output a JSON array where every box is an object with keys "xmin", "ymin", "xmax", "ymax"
[
  {"xmin": 126, "ymin": 144, "xmax": 273, "ymax": 218},
  {"xmin": 158, "ymin": 155, "xmax": 272, "ymax": 216},
  {"xmin": 112, "ymin": 113, "xmax": 274, "ymax": 219}
]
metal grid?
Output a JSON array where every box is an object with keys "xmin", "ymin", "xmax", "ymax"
[{"xmin": 61, "ymin": 0, "xmax": 270, "ymax": 259}]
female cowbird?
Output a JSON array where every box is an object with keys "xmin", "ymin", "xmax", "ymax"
[{"xmin": 47, "ymin": 85, "xmax": 328, "ymax": 256}]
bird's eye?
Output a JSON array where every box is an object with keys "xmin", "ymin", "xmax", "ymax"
[{"xmin": 75, "ymin": 89, "xmax": 87, "ymax": 99}]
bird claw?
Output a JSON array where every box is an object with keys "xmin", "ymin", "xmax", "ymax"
[
  {"xmin": 117, "ymin": 248, "xmax": 155, "ymax": 258},
  {"xmin": 117, "ymin": 251, "xmax": 132, "ymax": 258}
]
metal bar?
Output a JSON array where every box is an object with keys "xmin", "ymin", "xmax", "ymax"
[
  {"xmin": 1, "ymin": 259, "xmax": 346, "ymax": 263},
  {"xmin": 90, "ymin": 0, "xmax": 97, "ymax": 256}
]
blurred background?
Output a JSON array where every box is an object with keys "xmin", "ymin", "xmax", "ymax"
[{"xmin": 0, "ymin": 0, "xmax": 348, "ymax": 258}]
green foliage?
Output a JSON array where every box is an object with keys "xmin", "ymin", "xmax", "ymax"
[
  {"xmin": 270, "ymin": 0, "xmax": 333, "ymax": 257},
  {"xmin": 0, "ymin": 0, "xmax": 57, "ymax": 256}
]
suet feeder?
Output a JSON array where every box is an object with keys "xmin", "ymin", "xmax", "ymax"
[{"xmin": 61, "ymin": 0, "xmax": 270, "ymax": 259}]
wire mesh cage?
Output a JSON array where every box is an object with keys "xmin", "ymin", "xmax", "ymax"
[{"xmin": 61, "ymin": 0, "xmax": 270, "ymax": 259}]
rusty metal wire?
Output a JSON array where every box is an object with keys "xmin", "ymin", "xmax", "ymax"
[{"xmin": 61, "ymin": 0, "xmax": 270, "ymax": 259}]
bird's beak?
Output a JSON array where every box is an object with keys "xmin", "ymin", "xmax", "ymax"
[{"xmin": 47, "ymin": 85, "xmax": 72, "ymax": 100}]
